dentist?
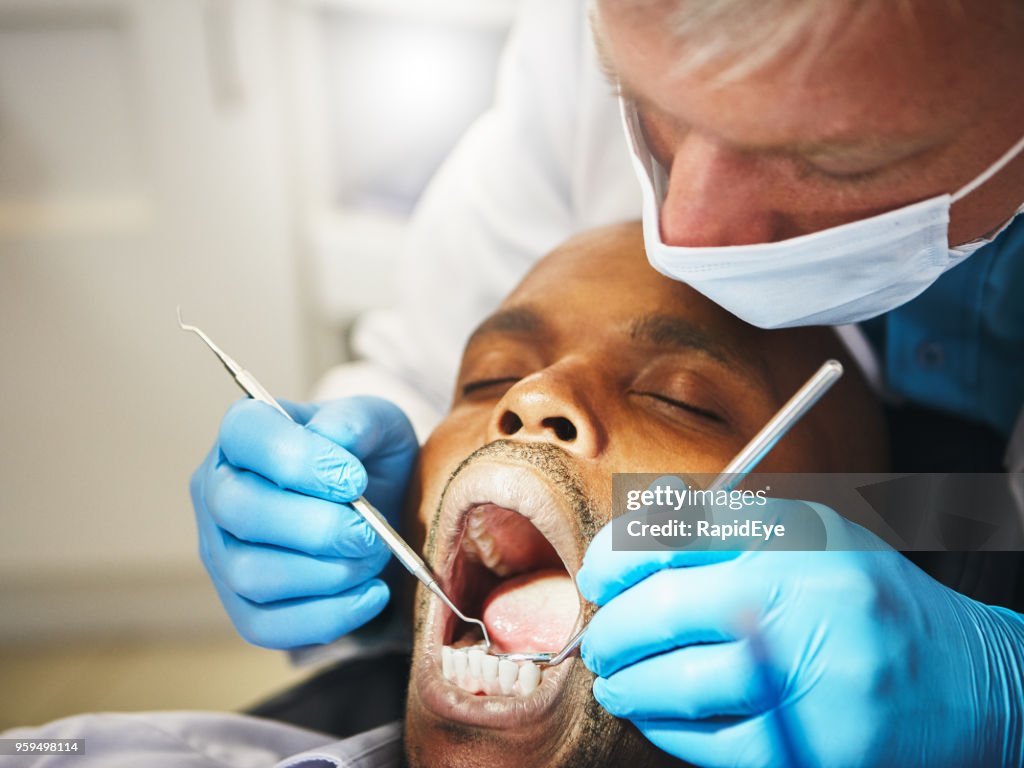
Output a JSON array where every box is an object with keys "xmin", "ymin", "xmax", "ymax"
[{"xmin": 190, "ymin": 1, "xmax": 1024, "ymax": 764}]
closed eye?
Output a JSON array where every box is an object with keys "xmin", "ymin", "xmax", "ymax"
[
  {"xmin": 461, "ymin": 377, "xmax": 520, "ymax": 397},
  {"xmin": 799, "ymin": 159, "xmax": 883, "ymax": 184},
  {"xmin": 631, "ymin": 390, "xmax": 726, "ymax": 425}
]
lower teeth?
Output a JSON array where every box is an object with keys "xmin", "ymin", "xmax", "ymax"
[{"xmin": 441, "ymin": 645, "xmax": 543, "ymax": 696}]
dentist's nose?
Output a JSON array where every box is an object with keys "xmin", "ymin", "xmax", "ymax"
[
  {"xmin": 658, "ymin": 133, "xmax": 785, "ymax": 247},
  {"xmin": 487, "ymin": 365, "xmax": 604, "ymax": 458}
]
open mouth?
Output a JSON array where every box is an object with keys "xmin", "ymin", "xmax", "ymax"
[
  {"xmin": 417, "ymin": 459, "xmax": 586, "ymax": 727},
  {"xmin": 442, "ymin": 501, "xmax": 576, "ymax": 695}
]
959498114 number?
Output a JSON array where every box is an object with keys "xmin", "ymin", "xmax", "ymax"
[{"xmin": 0, "ymin": 739, "xmax": 84, "ymax": 755}]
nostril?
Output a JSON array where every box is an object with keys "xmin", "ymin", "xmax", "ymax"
[
  {"xmin": 499, "ymin": 411, "xmax": 523, "ymax": 435},
  {"xmin": 542, "ymin": 416, "xmax": 577, "ymax": 442}
]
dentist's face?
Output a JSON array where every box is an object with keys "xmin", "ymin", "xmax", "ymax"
[
  {"xmin": 592, "ymin": 0, "xmax": 1024, "ymax": 247},
  {"xmin": 402, "ymin": 223, "xmax": 886, "ymax": 768}
]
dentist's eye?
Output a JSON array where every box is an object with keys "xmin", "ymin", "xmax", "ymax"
[
  {"xmin": 630, "ymin": 390, "xmax": 727, "ymax": 425},
  {"xmin": 804, "ymin": 162, "xmax": 882, "ymax": 183},
  {"xmin": 461, "ymin": 377, "xmax": 520, "ymax": 398},
  {"xmin": 792, "ymin": 151, "xmax": 895, "ymax": 184}
]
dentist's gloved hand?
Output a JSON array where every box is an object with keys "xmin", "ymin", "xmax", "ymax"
[
  {"xmin": 190, "ymin": 395, "xmax": 418, "ymax": 649},
  {"xmin": 577, "ymin": 498, "xmax": 1024, "ymax": 768}
]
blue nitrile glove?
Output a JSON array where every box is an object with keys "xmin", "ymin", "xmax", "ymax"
[
  {"xmin": 190, "ymin": 395, "xmax": 418, "ymax": 649},
  {"xmin": 576, "ymin": 498, "xmax": 1024, "ymax": 767}
]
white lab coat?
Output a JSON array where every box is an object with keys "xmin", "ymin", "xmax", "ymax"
[{"xmin": 313, "ymin": 0, "xmax": 638, "ymax": 438}]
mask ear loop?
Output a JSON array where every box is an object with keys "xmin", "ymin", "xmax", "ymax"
[
  {"xmin": 619, "ymin": 95, "xmax": 673, "ymax": 231},
  {"xmin": 951, "ymin": 133, "xmax": 1024, "ymax": 204},
  {"xmin": 619, "ymin": 97, "xmax": 662, "ymax": 193}
]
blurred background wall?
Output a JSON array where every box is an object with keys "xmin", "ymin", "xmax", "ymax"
[{"xmin": 0, "ymin": 0, "xmax": 516, "ymax": 669}]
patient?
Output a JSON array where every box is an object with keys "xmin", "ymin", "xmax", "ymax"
[
  {"xmin": 401, "ymin": 222, "xmax": 885, "ymax": 768},
  {"xmin": 1, "ymin": 223, "xmax": 885, "ymax": 767}
]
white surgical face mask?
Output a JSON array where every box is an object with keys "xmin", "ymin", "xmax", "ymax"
[{"xmin": 622, "ymin": 98, "xmax": 1024, "ymax": 328}]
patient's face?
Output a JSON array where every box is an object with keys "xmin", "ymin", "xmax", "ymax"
[{"xmin": 403, "ymin": 223, "xmax": 886, "ymax": 768}]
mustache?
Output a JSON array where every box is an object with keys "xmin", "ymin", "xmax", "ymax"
[{"xmin": 429, "ymin": 440, "xmax": 602, "ymax": 550}]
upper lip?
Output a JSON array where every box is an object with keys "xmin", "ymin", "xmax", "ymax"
[
  {"xmin": 415, "ymin": 453, "xmax": 586, "ymax": 728},
  {"xmin": 433, "ymin": 457, "xmax": 584, "ymax": 586}
]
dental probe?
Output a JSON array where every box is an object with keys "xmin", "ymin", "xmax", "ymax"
[
  {"xmin": 498, "ymin": 358, "xmax": 845, "ymax": 667},
  {"xmin": 705, "ymin": 359, "xmax": 843, "ymax": 494},
  {"xmin": 177, "ymin": 307, "xmax": 494, "ymax": 652}
]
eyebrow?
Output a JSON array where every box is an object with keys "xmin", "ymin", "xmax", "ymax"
[
  {"xmin": 628, "ymin": 314, "xmax": 737, "ymax": 366},
  {"xmin": 469, "ymin": 308, "xmax": 739, "ymax": 363},
  {"xmin": 465, "ymin": 306, "xmax": 544, "ymax": 348}
]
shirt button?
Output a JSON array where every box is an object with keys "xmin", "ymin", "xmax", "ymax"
[{"xmin": 916, "ymin": 341, "xmax": 945, "ymax": 370}]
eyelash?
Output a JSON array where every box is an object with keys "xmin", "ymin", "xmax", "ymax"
[
  {"xmin": 461, "ymin": 377, "xmax": 520, "ymax": 397},
  {"xmin": 631, "ymin": 390, "xmax": 726, "ymax": 425}
]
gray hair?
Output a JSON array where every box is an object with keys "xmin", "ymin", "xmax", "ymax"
[{"xmin": 591, "ymin": 0, "xmax": 963, "ymax": 82}]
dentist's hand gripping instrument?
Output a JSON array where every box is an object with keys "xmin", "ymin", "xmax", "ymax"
[{"xmin": 177, "ymin": 307, "xmax": 494, "ymax": 652}]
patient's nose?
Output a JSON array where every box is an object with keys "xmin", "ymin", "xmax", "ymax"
[{"xmin": 487, "ymin": 368, "xmax": 603, "ymax": 458}]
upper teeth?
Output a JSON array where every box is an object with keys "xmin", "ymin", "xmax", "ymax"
[
  {"xmin": 441, "ymin": 645, "xmax": 543, "ymax": 696},
  {"xmin": 463, "ymin": 514, "xmax": 514, "ymax": 576}
]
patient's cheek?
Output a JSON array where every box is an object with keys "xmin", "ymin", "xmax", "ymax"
[{"xmin": 412, "ymin": 432, "xmax": 462, "ymax": 528}]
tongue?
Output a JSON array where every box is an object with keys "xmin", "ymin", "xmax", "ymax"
[{"xmin": 482, "ymin": 568, "xmax": 578, "ymax": 653}]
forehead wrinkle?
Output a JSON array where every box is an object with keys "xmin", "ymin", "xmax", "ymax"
[{"xmin": 635, "ymin": 87, "xmax": 945, "ymax": 161}]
